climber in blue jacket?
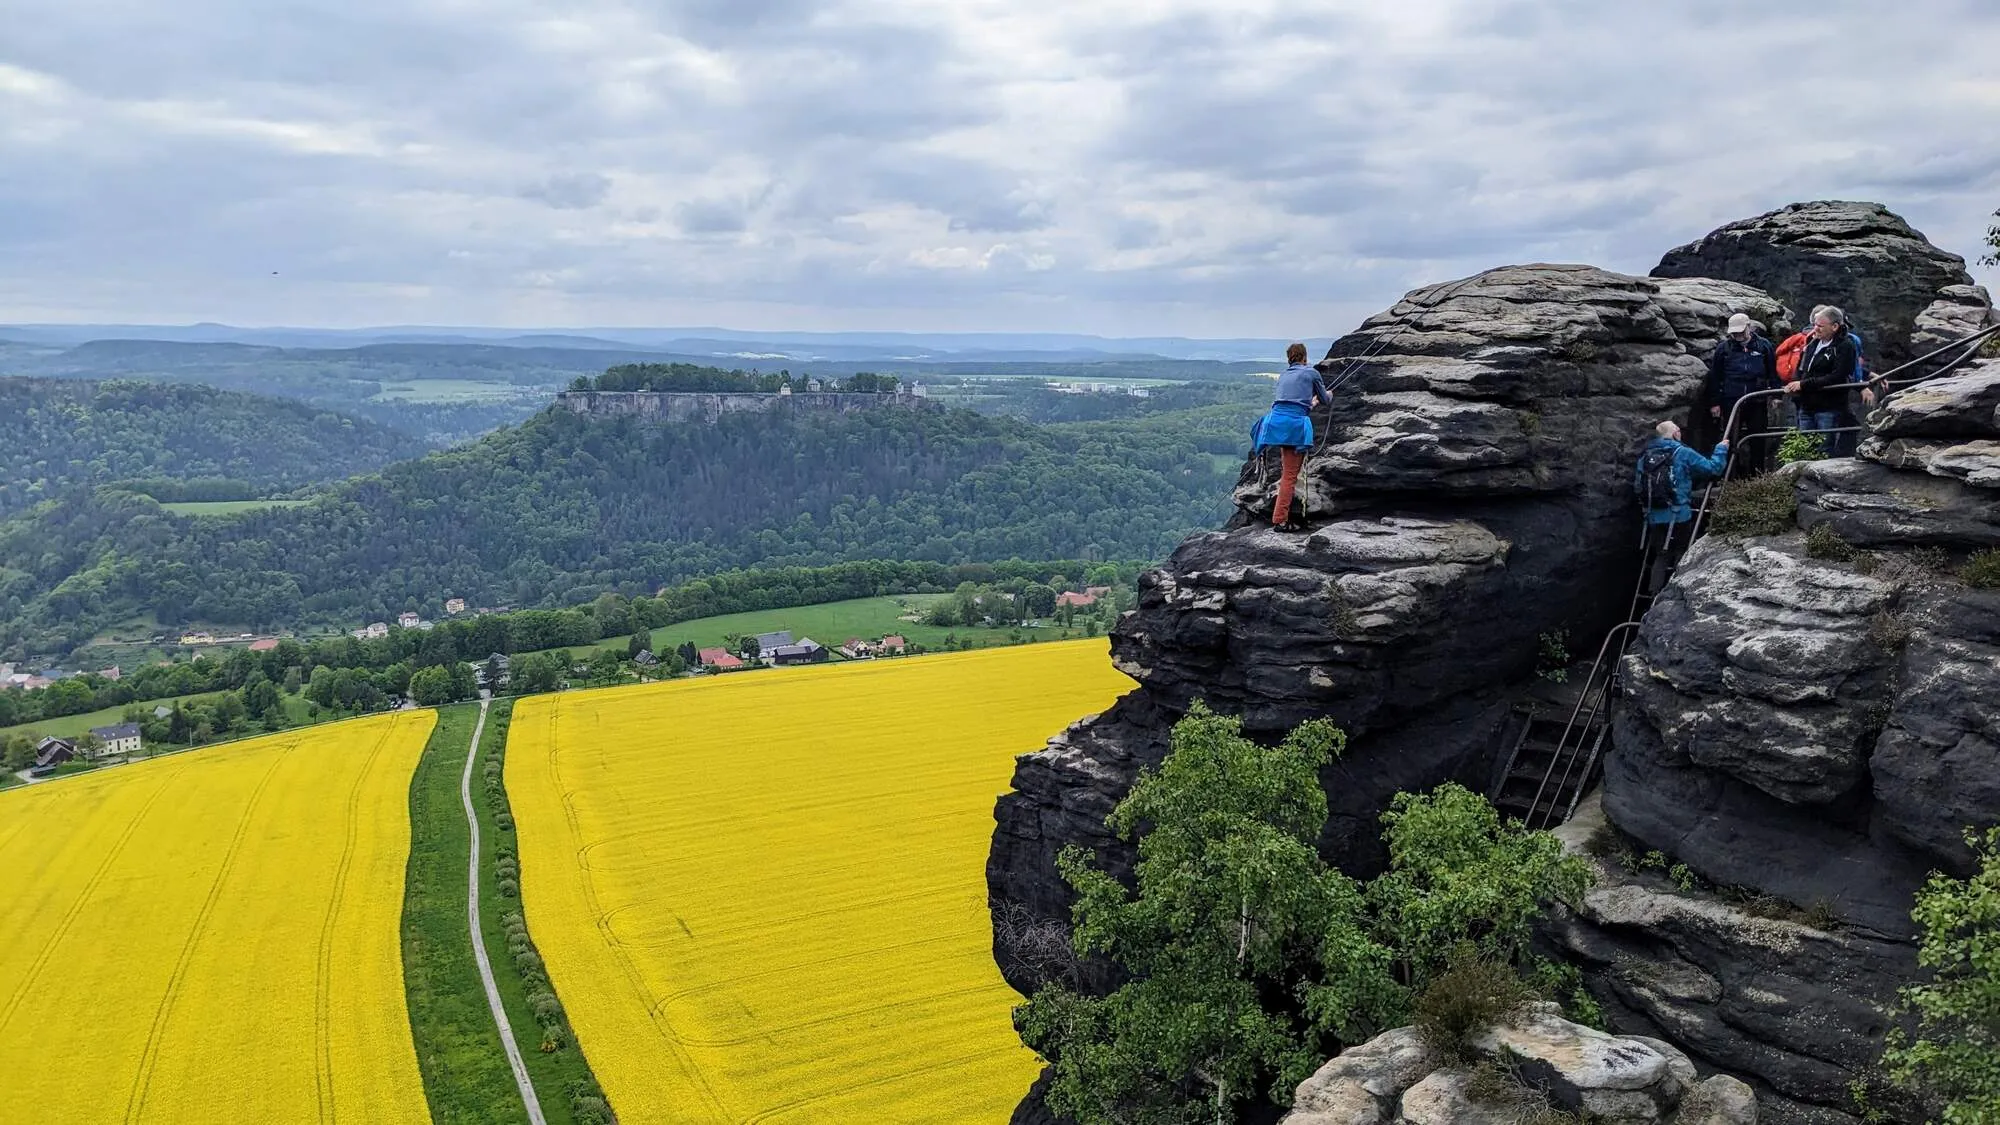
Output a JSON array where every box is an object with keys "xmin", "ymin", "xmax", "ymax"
[{"xmin": 1634, "ymin": 420, "xmax": 1729, "ymax": 593}]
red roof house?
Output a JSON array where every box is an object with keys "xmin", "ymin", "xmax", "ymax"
[
  {"xmin": 697, "ymin": 647, "xmax": 745, "ymax": 671},
  {"xmin": 249, "ymin": 638, "xmax": 280, "ymax": 652},
  {"xmin": 1056, "ymin": 591, "xmax": 1097, "ymax": 608}
]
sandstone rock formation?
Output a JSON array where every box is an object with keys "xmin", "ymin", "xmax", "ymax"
[
  {"xmin": 1652, "ymin": 201, "xmax": 1976, "ymax": 367},
  {"xmin": 991, "ymin": 207, "xmax": 1994, "ymax": 1125},
  {"xmin": 1909, "ymin": 284, "xmax": 1999, "ymax": 368},
  {"xmin": 1564, "ymin": 362, "xmax": 2000, "ymax": 1122},
  {"xmin": 1281, "ymin": 1004, "xmax": 1756, "ymax": 1125},
  {"xmin": 992, "ymin": 264, "xmax": 1733, "ymax": 964}
]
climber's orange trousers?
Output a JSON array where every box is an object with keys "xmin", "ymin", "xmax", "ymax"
[{"xmin": 1273, "ymin": 448, "xmax": 1304, "ymax": 525}]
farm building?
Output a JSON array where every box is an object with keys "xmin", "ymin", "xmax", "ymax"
[
  {"xmin": 30, "ymin": 738, "xmax": 77, "ymax": 775},
  {"xmin": 752, "ymin": 631, "xmax": 794, "ymax": 660},
  {"xmin": 770, "ymin": 639, "xmax": 828, "ymax": 666}
]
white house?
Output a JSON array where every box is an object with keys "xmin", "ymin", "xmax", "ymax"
[
  {"xmin": 87, "ymin": 723, "xmax": 142, "ymax": 758},
  {"xmin": 397, "ymin": 612, "xmax": 422, "ymax": 629}
]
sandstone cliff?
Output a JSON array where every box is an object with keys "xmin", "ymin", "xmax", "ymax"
[
  {"xmin": 992, "ymin": 202, "xmax": 1997, "ymax": 1125},
  {"xmin": 1554, "ymin": 361, "xmax": 2000, "ymax": 1124}
]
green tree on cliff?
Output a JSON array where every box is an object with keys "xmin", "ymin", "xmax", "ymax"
[
  {"xmin": 1017, "ymin": 705, "xmax": 1595, "ymax": 1125},
  {"xmin": 1018, "ymin": 704, "xmax": 1389, "ymax": 1123},
  {"xmin": 1884, "ymin": 826, "xmax": 2000, "ymax": 1124}
]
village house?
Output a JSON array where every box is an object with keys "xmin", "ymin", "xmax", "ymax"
[
  {"xmin": 100, "ymin": 665, "xmax": 122, "ymax": 680},
  {"xmin": 30, "ymin": 737, "xmax": 77, "ymax": 775},
  {"xmin": 180, "ymin": 631, "xmax": 216, "ymax": 646},
  {"xmin": 444, "ymin": 598, "xmax": 467, "ymax": 615},
  {"xmin": 87, "ymin": 723, "xmax": 142, "ymax": 758},
  {"xmin": 248, "ymin": 638, "xmax": 280, "ymax": 653},
  {"xmin": 696, "ymin": 647, "xmax": 745, "ymax": 672},
  {"xmin": 878, "ymin": 635, "xmax": 908, "ymax": 655},
  {"xmin": 752, "ymin": 631, "xmax": 794, "ymax": 660},
  {"xmin": 770, "ymin": 638, "xmax": 828, "ymax": 666},
  {"xmin": 397, "ymin": 612, "xmax": 422, "ymax": 629},
  {"xmin": 838, "ymin": 638, "xmax": 874, "ymax": 660},
  {"xmin": 1055, "ymin": 591, "xmax": 1097, "ymax": 609},
  {"xmin": 474, "ymin": 653, "xmax": 510, "ymax": 689},
  {"xmin": 355, "ymin": 622, "xmax": 390, "ymax": 640}
]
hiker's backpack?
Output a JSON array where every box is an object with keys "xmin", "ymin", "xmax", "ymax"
[
  {"xmin": 1847, "ymin": 330, "xmax": 1867, "ymax": 382},
  {"xmin": 1776, "ymin": 332, "xmax": 1808, "ymax": 383},
  {"xmin": 1637, "ymin": 445, "xmax": 1678, "ymax": 512}
]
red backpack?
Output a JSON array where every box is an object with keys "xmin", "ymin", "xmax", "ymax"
[{"xmin": 1776, "ymin": 331, "xmax": 1808, "ymax": 383}]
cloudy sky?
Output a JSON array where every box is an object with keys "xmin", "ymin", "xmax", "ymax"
[{"xmin": 3, "ymin": 0, "xmax": 1998, "ymax": 337}]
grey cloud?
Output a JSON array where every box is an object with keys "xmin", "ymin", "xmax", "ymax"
[
  {"xmin": 520, "ymin": 172, "xmax": 612, "ymax": 210},
  {"xmin": 2, "ymin": 0, "xmax": 1996, "ymax": 333},
  {"xmin": 677, "ymin": 197, "xmax": 750, "ymax": 234}
]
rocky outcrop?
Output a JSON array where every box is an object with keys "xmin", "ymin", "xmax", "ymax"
[
  {"xmin": 992, "ymin": 264, "xmax": 1744, "ymax": 980},
  {"xmin": 991, "ymin": 205, "xmax": 1993, "ymax": 1125},
  {"xmin": 1566, "ymin": 363, "xmax": 2000, "ymax": 1122},
  {"xmin": 554, "ymin": 389, "xmax": 929, "ymax": 421},
  {"xmin": 1281, "ymin": 1004, "xmax": 1756, "ymax": 1125},
  {"xmin": 1653, "ymin": 201, "xmax": 1976, "ymax": 367},
  {"xmin": 1909, "ymin": 284, "xmax": 1999, "ymax": 366}
]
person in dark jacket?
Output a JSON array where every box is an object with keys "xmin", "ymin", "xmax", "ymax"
[
  {"xmin": 1252, "ymin": 343, "xmax": 1327, "ymax": 531},
  {"xmin": 1634, "ymin": 420, "xmax": 1729, "ymax": 594},
  {"xmin": 1705, "ymin": 312, "xmax": 1777, "ymax": 476},
  {"xmin": 1785, "ymin": 306, "xmax": 1859, "ymax": 456}
]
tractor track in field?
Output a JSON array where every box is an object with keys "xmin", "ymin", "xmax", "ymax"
[{"xmin": 462, "ymin": 698, "xmax": 548, "ymax": 1125}]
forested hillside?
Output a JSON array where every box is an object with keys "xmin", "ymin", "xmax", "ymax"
[
  {"xmin": 0, "ymin": 379, "xmax": 431, "ymax": 517},
  {"xmin": 0, "ymin": 401, "xmax": 1243, "ymax": 656}
]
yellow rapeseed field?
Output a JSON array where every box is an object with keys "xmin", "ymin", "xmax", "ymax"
[
  {"xmin": 0, "ymin": 711, "xmax": 434, "ymax": 1124},
  {"xmin": 508, "ymin": 639, "xmax": 1135, "ymax": 1124}
]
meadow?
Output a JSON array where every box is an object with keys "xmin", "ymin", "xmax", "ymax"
[
  {"xmin": 521, "ymin": 593, "xmax": 1073, "ymax": 662},
  {"xmin": 0, "ymin": 712, "xmax": 434, "ymax": 1122},
  {"xmin": 505, "ymin": 640, "xmax": 1135, "ymax": 1124}
]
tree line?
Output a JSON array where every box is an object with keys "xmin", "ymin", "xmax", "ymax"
[
  {"xmin": 0, "ymin": 378, "xmax": 428, "ymax": 517},
  {"xmin": 574, "ymin": 363, "xmax": 904, "ymax": 394},
  {"xmin": 0, "ymin": 400, "xmax": 1231, "ymax": 658},
  {"xmin": 0, "ymin": 558, "xmax": 1128, "ymax": 728}
]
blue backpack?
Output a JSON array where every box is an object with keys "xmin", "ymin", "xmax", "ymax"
[{"xmin": 1847, "ymin": 330, "xmax": 1866, "ymax": 382}]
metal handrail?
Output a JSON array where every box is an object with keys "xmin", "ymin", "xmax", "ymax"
[
  {"xmin": 1689, "ymin": 319, "xmax": 2000, "ymax": 531},
  {"xmin": 1863, "ymin": 320, "xmax": 2000, "ymax": 390},
  {"xmin": 1521, "ymin": 620, "xmax": 1643, "ymax": 827}
]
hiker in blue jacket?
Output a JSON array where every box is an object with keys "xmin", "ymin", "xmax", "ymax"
[
  {"xmin": 1634, "ymin": 420, "xmax": 1729, "ymax": 594},
  {"xmin": 1251, "ymin": 343, "xmax": 1328, "ymax": 532}
]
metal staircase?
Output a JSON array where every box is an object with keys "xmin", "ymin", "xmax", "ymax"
[{"xmin": 1490, "ymin": 320, "xmax": 2000, "ymax": 829}]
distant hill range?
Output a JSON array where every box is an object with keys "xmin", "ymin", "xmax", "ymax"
[
  {"xmin": 0, "ymin": 330, "xmax": 1273, "ymax": 447},
  {"xmin": 0, "ymin": 395, "xmax": 1243, "ymax": 659},
  {"xmin": 0, "ymin": 323, "xmax": 1288, "ymax": 363},
  {"xmin": 0, "ymin": 378, "xmax": 430, "ymax": 518}
]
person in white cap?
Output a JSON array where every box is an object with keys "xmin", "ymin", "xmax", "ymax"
[{"xmin": 1703, "ymin": 311, "xmax": 1777, "ymax": 476}]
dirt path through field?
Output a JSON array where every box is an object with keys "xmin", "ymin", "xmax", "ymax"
[{"xmin": 462, "ymin": 697, "xmax": 547, "ymax": 1125}]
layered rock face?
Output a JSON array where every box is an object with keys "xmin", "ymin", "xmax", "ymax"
[
  {"xmin": 992, "ymin": 264, "xmax": 1739, "ymax": 983},
  {"xmin": 1652, "ymin": 200, "xmax": 1977, "ymax": 368},
  {"xmin": 991, "ymin": 204, "xmax": 1992, "ymax": 1125},
  {"xmin": 1282, "ymin": 1003, "xmax": 1757, "ymax": 1125},
  {"xmin": 1563, "ymin": 363, "xmax": 2000, "ymax": 1123}
]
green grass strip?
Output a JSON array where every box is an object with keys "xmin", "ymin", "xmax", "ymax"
[
  {"xmin": 473, "ymin": 700, "xmax": 614, "ymax": 1125},
  {"xmin": 401, "ymin": 703, "xmax": 534, "ymax": 1124}
]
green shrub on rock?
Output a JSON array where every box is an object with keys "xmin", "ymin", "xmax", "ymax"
[
  {"xmin": 1883, "ymin": 826, "xmax": 2000, "ymax": 1123},
  {"xmin": 1710, "ymin": 474, "xmax": 1799, "ymax": 539},
  {"xmin": 1960, "ymin": 549, "xmax": 2000, "ymax": 589}
]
